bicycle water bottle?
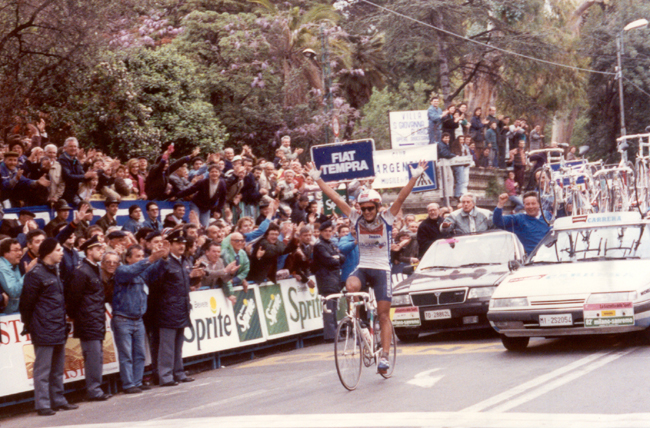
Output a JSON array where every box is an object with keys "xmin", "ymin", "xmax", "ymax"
[{"xmin": 360, "ymin": 327, "xmax": 372, "ymax": 345}]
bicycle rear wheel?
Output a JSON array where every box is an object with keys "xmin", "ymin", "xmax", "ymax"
[
  {"xmin": 335, "ymin": 317, "xmax": 362, "ymax": 391},
  {"xmin": 379, "ymin": 324, "xmax": 397, "ymax": 379}
]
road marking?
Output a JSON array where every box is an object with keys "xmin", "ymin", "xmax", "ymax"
[
  {"xmin": 236, "ymin": 343, "xmax": 502, "ymax": 368},
  {"xmin": 406, "ymin": 368, "xmax": 445, "ymax": 388},
  {"xmin": 154, "ymin": 371, "xmax": 334, "ymax": 420},
  {"xmin": 53, "ymin": 412, "xmax": 650, "ymax": 428},
  {"xmin": 488, "ymin": 347, "xmax": 638, "ymax": 412},
  {"xmin": 152, "ymin": 389, "xmax": 269, "ymax": 420},
  {"xmin": 462, "ymin": 347, "xmax": 637, "ymax": 413}
]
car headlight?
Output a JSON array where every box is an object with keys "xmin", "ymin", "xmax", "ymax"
[
  {"xmin": 587, "ymin": 291, "xmax": 637, "ymax": 304},
  {"xmin": 489, "ymin": 297, "xmax": 529, "ymax": 308},
  {"xmin": 468, "ymin": 287, "xmax": 497, "ymax": 299},
  {"xmin": 392, "ymin": 294, "xmax": 412, "ymax": 306}
]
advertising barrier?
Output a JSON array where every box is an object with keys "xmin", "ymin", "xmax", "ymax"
[
  {"xmin": 0, "ymin": 311, "xmax": 120, "ymax": 397},
  {"xmin": 0, "ymin": 278, "xmax": 324, "ymax": 398},
  {"xmin": 2, "ymin": 200, "xmax": 189, "ymax": 228}
]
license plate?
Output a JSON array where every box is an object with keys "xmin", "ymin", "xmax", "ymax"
[
  {"xmin": 424, "ymin": 309, "xmax": 452, "ymax": 320},
  {"xmin": 539, "ymin": 314, "xmax": 573, "ymax": 327}
]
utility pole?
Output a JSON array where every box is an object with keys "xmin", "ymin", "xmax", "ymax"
[{"xmin": 320, "ymin": 25, "xmax": 333, "ymax": 144}]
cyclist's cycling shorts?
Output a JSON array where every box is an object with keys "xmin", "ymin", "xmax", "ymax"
[{"xmin": 349, "ymin": 268, "xmax": 391, "ymax": 302}]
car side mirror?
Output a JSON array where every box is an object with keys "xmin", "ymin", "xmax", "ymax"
[
  {"xmin": 403, "ymin": 265, "xmax": 415, "ymax": 276},
  {"xmin": 508, "ymin": 260, "xmax": 521, "ymax": 272}
]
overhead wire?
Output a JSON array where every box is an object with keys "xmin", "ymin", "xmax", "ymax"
[{"xmin": 357, "ymin": 0, "xmax": 616, "ymax": 76}]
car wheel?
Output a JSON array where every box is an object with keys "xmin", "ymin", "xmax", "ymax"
[
  {"xmin": 500, "ymin": 335, "xmax": 529, "ymax": 351},
  {"xmin": 395, "ymin": 328, "xmax": 420, "ymax": 342}
]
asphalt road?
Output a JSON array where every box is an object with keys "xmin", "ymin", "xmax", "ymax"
[{"xmin": 3, "ymin": 329, "xmax": 650, "ymax": 428}]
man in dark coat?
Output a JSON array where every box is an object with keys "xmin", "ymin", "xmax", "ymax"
[
  {"xmin": 19, "ymin": 238, "xmax": 78, "ymax": 416},
  {"xmin": 174, "ymin": 164, "xmax": 226, "ymax": 227},
  {"xmin": 416, "ymin": 203, "xmax": 444, "ymax": 259},
  {"xmin": 285, "ymin": 226, "xmax": 315, "ymax": 288},
  {"xmin": 145, "ymin": 146, "xmax": 199, "ymax": 201},
  {"xmin": 95, "ymin": 197, "xmax": 119, "ymax": 232},
  {"xmin": 313, "ymin": 221, "xmax": 345, "ymax": 342},
  {"xmin": 19, "ymin": 229, "xmax": 45, "ymax": 275},
  {"xmin": 58, "ymin": 137, "xmax": 96, "ymax": 205},
  {"xmin": 44, "ymin": 199, "xmax": 72, "ymax": 237},
  {"xmin": 66, "ymin": 236, "xmax": 112, "ymax": 402},
  {"xmin": 146, "ymin": 230, "xmax": 203, "ymax": 386}
]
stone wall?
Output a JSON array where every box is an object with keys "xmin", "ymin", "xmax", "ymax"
[{"xmin": 382, "ymin": 167, "xmax": 507, "ymax": 213}]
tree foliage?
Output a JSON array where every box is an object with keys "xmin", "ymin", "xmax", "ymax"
[{"xmin": 579, "ymin": 1, "xmax": 650, "ymax": 161}]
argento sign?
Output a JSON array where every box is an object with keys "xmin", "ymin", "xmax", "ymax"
[{"xmin": 311, "ymin": 139, "xmax": 375, "ymax": 182}]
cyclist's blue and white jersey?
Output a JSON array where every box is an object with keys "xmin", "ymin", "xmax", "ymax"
[{"xmin": 348, "ymin": 209, "xmax": 395, "ymax": 271}]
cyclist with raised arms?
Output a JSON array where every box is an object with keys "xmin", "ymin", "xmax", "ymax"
[{"xmin": 305, "ymin": 160, "xmax": 428, "ymax": 374}]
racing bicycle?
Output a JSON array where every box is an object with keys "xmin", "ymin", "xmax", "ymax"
[{"xmin": 322, "ymin": 291, "xmax": 397, "ymax": 391}]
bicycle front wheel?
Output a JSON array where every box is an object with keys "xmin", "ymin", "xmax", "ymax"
[
  {"xmin": 335, "ymin": 317, "xmax": 362, "ymax": 391},
  {"xmin": 380, "ymin": 324, "xmax": 397, "ymax": 379}
]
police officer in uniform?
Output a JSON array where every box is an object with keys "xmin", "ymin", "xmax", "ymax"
[
  {"xmin": 19, "ymin": 238, "xmax": 78, "ymax": 416},
  {"xmin": 147, "ymin": 230, "xmax": 203, "ymax": 386},
  {"xmin": 66, "ymin": 235, "xmax": 112, "ymax": 401},
  {"xmin": 313, "ymin": 221, "xmax": 345, "ymax": 342}
]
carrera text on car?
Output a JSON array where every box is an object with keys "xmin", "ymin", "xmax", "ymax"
[{"xmin": 488, "ymin": 212, "xmax": 650, "ymax": 351}]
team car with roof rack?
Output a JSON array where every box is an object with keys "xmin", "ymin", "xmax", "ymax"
[{"xmin": 488, "ymin": 212, "xmax": 650, "ymax": 351}]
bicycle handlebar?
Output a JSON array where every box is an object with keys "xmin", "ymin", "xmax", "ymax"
[{"xmin": 320, "ymin": 292, "xmax": 374, "ymax": 314}]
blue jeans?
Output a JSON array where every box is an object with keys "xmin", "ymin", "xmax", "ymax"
[
  {"xmin": 453, "ymin": 165, "xmax": 469, "ymax": 198},
  {"xmin": 112, "ymin": 315, "xmax": 146, "ymax": 389},
  {"xmin": 190, "ymin": 202, "xmax": 212, "ymax": 228}
]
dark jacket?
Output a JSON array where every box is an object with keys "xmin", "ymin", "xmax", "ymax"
[
  {"xmin": 437, "ymin": 142, "xmax": 457, "ymax": 160},
  {"xmin": 145, "ymin": 155, "xmax": 189, "ymax": 201},
  {"xmin": 175, "ymin": 178, "xmax": 227, "ymax": 212},
  {"xmin": 113, "ymin": 259, "xmax": 157, "ymax": 319},
  {"xmin": 67, "ymin": 259, "xmax": 106, "ymax": 341},
  {"xmin": 58, "ymin": 152, "xmax": 86, "ymax": 204},
  {"xmin": 248, "ymin": 239, "xmax": 291, "ymax": 283},
  {"xmin": 56, "ymin": 222, "xmax": 81, "ymax": 283},
  {"xmin": 95, "ymin": 214, "xmax": 117, "ymax": 233},
  {"xmin": 313, "ymin": 238, "xmax": 344, "ymax": 295},
  {"xmin": 441, "ymin": 113, "xmax": 459, "ymax": 136},
  {"xmin": 19, "ymin": 260, "xmax": 67, "ymax": 346},
  {"xmin": 285, "ymin": 241, "xmax": 313, "ymax": 283},
  {"xmin": 19, "ymin": 250, "xmax": 37, "ymax": 276},
  {"xmin": 417, "ymin": 217, "xmax": 443, "ymax": 259},
  {"xmin": 241, "ymin": 173, "xmax": 263, "ymax": 205},
  {"xmin": 146, "ymin": 255, "xmax": 195, "ymax": 329}
]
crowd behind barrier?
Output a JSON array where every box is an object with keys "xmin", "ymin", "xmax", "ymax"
[{"xmin": 0, "ymin": 105, "xmax": 565, "ymax": 414}]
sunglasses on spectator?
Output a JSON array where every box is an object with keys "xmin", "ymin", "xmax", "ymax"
[{"xmin": 360, "ymin": 206, "xmax": 376, "ymax": 213}]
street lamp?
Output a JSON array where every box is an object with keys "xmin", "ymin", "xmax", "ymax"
[
  {"xmin": 616, "ymin": 18, "xmax": 648, "ymax": 142},
  {"xmin": 302, "ymin": 25, "xmax": 335, "ymax": 144}
]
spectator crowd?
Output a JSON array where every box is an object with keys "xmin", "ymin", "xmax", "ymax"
[{"xmin": 0, "ymin": 111, "xmax": 553, "ymax": 417}]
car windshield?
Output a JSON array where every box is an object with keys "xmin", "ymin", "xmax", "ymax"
[
  {"xmin": 529, "ymin": 224, "xmax": 650, "ymax": 263},
  {"xmin": 417, "ymin": 233, "xmax": 516, "ymax": 271}
]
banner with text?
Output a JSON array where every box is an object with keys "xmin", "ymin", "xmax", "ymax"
[
  {"xmin": 311, "ymin": 139, "xmax": 375, "ymax": 183},
  {"xmin": 0, "ymin": 311, "xmax": 120, "ymax": 397},
  {"xmin": 373, "ymin": 145, "xmax": 438, "ymax": 189},
  {"xmin": 1, "ymin": 278, "xmax": 325, "ymax": 398},
  {"xmin": 389, "ymin": 110, "xmax": 429, "ymax": 149}
]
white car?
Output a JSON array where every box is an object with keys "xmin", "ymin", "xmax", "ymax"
[
  {"xmin": 488, "ymin": 212, "xmax": 650, "ymax": 351},
  {"xmin": 390, "ymin": 231, "xmax": 525, "ymax": 342}
]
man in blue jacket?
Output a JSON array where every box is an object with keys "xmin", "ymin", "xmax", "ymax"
[
  {"xmin": 112, "ymin": 243, "xmax": 166, "ymax": 394},
  {"xmin": 493, "ymin": 191, "xmax": 552, "ymax": 254}
]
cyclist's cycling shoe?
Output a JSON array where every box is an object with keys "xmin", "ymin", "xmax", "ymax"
[{"xmin": 377, "ymin": 357, "xmax": 390, "ymax": 374}]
